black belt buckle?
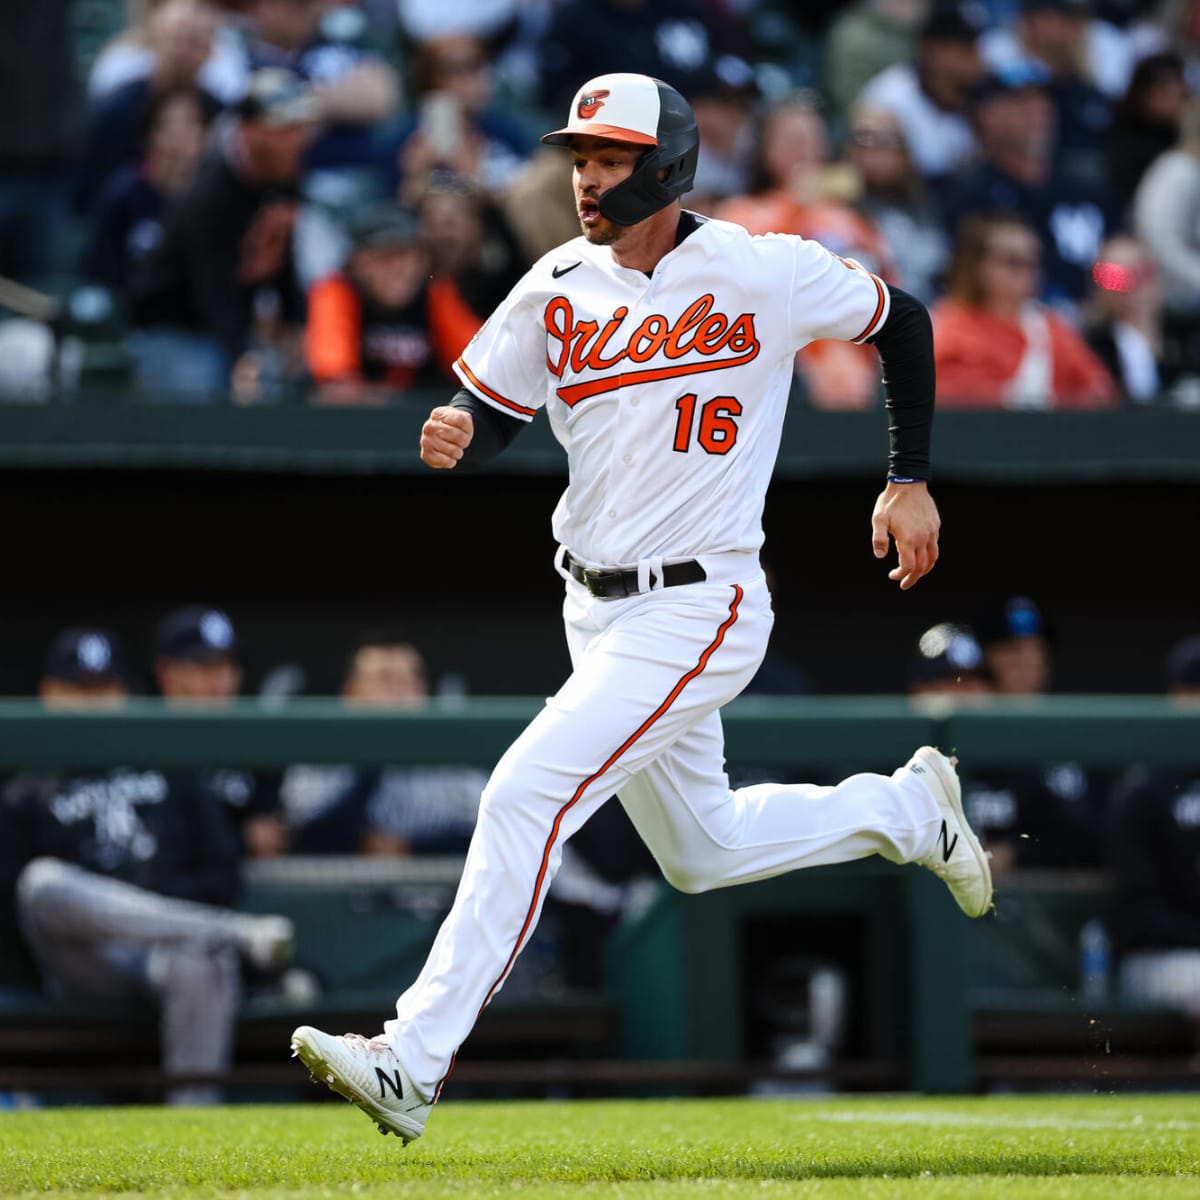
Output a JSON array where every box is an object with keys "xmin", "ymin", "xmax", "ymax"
[{"xmin": 580, "ymin": 566, "xmax": 629, "ymax": 599}]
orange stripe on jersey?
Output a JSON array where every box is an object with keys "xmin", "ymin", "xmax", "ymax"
[
  {"xmin": 852, "ymin": 274, "xmax": 887, "ymax": 343},
  {"xmin": 432, "ymin": 584, "xmax": 745, "ymax": 1102},
  {"xmin": 456, "ymin": 357, "xmax": 537, "ymax": 417},
  {"xmin": 555, "ymin": 346, "xmax": 760, "ymax": 407}
]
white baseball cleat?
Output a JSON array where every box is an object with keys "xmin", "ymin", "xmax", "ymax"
[
  {"xmin": 905, "ymin": 746, "xmax": 994, "ymax": 918},
  {"xmin": 290, "ymin": 1025, "xmax": 430, "ymax": 1143}
]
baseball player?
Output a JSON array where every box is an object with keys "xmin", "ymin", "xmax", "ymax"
[{"xmin": 292, "ymin": 73, "xmax": 993, "ymax": 1142}]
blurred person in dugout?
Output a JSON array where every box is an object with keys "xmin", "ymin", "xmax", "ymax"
[
  {"xmin": 280, "ymin": 633, "xmax": 487, "ymax": 855},
  {"xmin": 961, "ymin": 597, "xmax": 1111, "ymax": 874},
  {"xmin": 305, "ymin": 204, "xmax": 480, "ymax": 404},
  {"xmin": 906, "ymin": 621, "xmax": 994, "ymax": 702},
  {"xmin": 1084, "ymin": 235, "xmax": 1166, "ymax": 404},
  {"xmin": 0, "ymin": 627, "xmax": 293, "ymax": 1105},
  {"xmin": 154, "ymin": 604, "xmax": 288, "ymax": 858},
  {"xmin": 931, "ymin": 210, "xmax": 1118, "ymax": 409},
  {"xmin": 1108, "ymin": 637, "xmax": 1200, "ymax": 1017},
  {"xmin": 126, "ymin": 68, "xmax": 318, "ymax": 401},
  {"xmin": 716, "ymin": 94, "xmax": 897, "ymax": 411}
]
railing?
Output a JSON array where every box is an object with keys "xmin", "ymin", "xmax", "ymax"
[
  {"xmin": 1, "ymin": 694, "xmax": 1196, "ymax": 769},
  {"xmin": 1, "ymin": 399, "xmax": 1199, "ymax": 480}
]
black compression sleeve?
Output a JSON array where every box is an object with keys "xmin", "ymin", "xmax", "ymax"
[
  {"xmin": 448, "ymin": 388, "xmax": 527, "ymax": 466},
  {"xmin": 866, "ymin": 285, "xmax": 935, "ymax": 481}
]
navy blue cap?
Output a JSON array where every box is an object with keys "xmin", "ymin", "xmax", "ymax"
[
  {"xmin": 969, "ymin": 60, "xmax": 1052, "ymax": 109},
  {"xmin": 1166, "ymin": 636, "xmax": 1200, "ymax": 689},
  {"xmin": 44, "ymin": 627, "xmax": 126, "ymax": 684},
  {"xmin": 155, "ymin": 605, "xmax": 239, "ymax": 663},
  {"xmin": 978, "ymin": 596, "xmax": 1051, "ymax": 646},
  {"xmin": 350, "ymin": 204, "xmax": 421, "ymax": 251},
  {"xmin": 910, "ymin": 622, "xmax": 987, "ymax": 684},
  {"xmin": 1022, "ymin": 0, "xmax": 1088, "ymax": 13},
  {"xmin": 920, "ymin": 2, "xmax": 988, "ymax": 43}
]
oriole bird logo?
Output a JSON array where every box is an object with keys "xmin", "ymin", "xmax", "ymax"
[{"xmin": 576, "ymin": 90, "xmax": 610, "ymax": 119}]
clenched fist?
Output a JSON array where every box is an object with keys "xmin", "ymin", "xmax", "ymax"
[{"xmin": 420, "ymin": 406, "xmax": 474, "ymax": 469}]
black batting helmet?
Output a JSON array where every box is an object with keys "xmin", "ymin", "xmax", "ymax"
[{"xmin": 541, "ymin": 72, "xmax": 700, "ymax": 226}]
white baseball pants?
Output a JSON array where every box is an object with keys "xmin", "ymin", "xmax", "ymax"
[{"xmin": 386, "ymin": 551, "xmax": 941, "ymax": 1098}]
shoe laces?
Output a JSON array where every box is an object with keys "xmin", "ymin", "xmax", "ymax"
[{"xmin": 342, "ymin": 1032, "xmax": 393, "ymax": 1055}]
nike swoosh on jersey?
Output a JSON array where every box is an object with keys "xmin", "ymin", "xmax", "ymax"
[{"xmin": 552, "ymin": 262, "xmax": 582, "ymax": 279}]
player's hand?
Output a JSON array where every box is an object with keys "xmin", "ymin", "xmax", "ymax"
[
  {"xmin": 870, "ymin": 480, "xmax": 940, "ymax": 590},
  {"xmin": 420, "ymin": 406, "xmax": 474, "ymax": 469}
]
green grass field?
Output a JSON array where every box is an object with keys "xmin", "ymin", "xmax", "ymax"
[{"xmin": 2, "ymin": 1094, "xmax": 1199, "ymax": 1199}]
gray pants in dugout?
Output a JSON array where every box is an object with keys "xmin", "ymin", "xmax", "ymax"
[{"xmin": 16, "ymin": 858, "xmax": 249, "ymax": 1105}]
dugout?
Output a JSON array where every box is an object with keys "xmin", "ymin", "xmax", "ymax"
[{"xmin": 2, "ymin": 699, "xmax": 1198, "ymax": 1098}]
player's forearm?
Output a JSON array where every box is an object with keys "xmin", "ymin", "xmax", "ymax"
[
  {"xmin": 867, "ymin": 286, "xmax": 935, "ymax": 481},
  {"xmin": 448, "ymin": 388, "xmax": 526, "ymax": 465}
]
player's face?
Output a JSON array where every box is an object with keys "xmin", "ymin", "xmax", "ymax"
[{"xmin": 569, "ymin": 136, "xmax": 643, "ymax": 245}]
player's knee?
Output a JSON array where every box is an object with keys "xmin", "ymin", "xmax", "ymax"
[
  {"xmin": 659, "ymin": 861, "xmax": 717, "ymax": 895},
  {"xmin": 16, "ymin": 856, "xmax": 71, "ymax": 906}
]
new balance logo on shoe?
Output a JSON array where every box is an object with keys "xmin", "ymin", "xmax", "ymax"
[
  {"xmin": 377, "ymin": 1067, "xmax": 405, "ymax": 1101},
  {"xmin": 938, "ymin": 819, "xmax": 959, "ymax": 863}
]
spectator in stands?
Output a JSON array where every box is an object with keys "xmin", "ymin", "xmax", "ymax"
[
  {"xmin": 1108, "ymin": 636, "xmax": 1200, "ymax": 1017},
  {"xmin": 535, "ymin": 0, "xmax": 743, "ymax": 117},
  {"xmin": 280, "ymin": 632, "xmax": 486, "ymax": 855},
  {"xmin": 823, "ymin": 0, "xmax": 928, "ymax": 118},
  {"xmin": 717, "ymin": 94, "xmax": 896, "ymax": 410},
  {"xmin": 416, "ymin": 172, "xmax": 528, "ymax": 320},
  {"xmin": 857, "ymin": 3, "xmax": 985, "ymax": 183},
  {"xmin": 127, "ymin": 69, "xmax": 317, "ymax": 400},
  {"xmin": 906, "ymin": 621, "xmax": 994, "ymax": 699},
  {"xmin": 154, "ymin": 604, "xmax": 288, "ymax": 859},
  {"xmin": 687, "ymin": 60, "xmax": 760, "ymax": 214},
  {"xmin": 962, "ymin": 596, "xmax": 1111, "ymax": 874},
  {"xmin": 499, "ymin": 147, "xmax": 580, "ymax": 263},
  {"xmin": 0, "ymin": 625, "xmax": 293, "ymax": 1105},
  {"xmin": 84, "ymin": 85, "xmax": 213, "ymax": 298},
  {"xmin": 1133, "ymin": 96, "xmax": 1200, "ymax": 390},
  {"xmin": 305, "ymin": 203, "xmax": 480, "ymax": 404},
  {"xmin": 845, "ymin": 103, "xmax": 951, "ymax": 304},
  {"xmin": 238, "ymin": 0, "xmax": 400, "ymax": 171},
  {"xmin": 89, "ymin": 0, "xmax": 248, "ymax": 107},
  {"xmin": 1106, "ymin": 52, "xmax": 1189, "ymax": 218},
  {"xmin": 389, "ymin": 32, "xmax": 534, "ymax": 202},
  {"xmin": 1084, "ymin": 235, "xmax": 1165, "ymax": 404},
  {"xmin": 0, "ymin": 0, "xmax": 82, "ymax": 287},
  {"xmin": 73, "ymin": 0, "xmax": 225, "ymax": 218},
  {"xmin": 932, "ymin": 210, "xmax": 1118, "ymax": 408},
  {"xmin": 978, "ymin": 0, "xmax": 1114, "ymax": 191},
  {"xmin": 942, "ymin": 63, "xmax": 1116, "ymax": 308}
]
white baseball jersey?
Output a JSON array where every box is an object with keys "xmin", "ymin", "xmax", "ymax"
[{"xmin": 454, "ymin": 215, "xmax": 890, "ymax": 566}]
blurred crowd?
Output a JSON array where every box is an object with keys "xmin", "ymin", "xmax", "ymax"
[{"xmin": 1, "ymin": 0, "xmax": 1199, "ymax": 407}]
